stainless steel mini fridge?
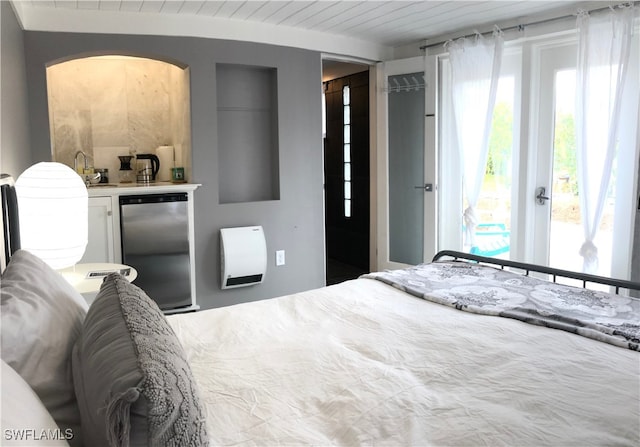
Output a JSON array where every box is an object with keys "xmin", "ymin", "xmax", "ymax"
[{"xmin": 119, "ymin": 193, "xmax": 191, "ymax": 310}]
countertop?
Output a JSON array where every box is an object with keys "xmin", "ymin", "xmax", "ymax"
[{"xmin": 87, "ymin": 181, "xmax": 201, "ymax": 196}]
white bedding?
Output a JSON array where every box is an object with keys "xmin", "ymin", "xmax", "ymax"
[{"xmin": 168, "ymin": 278, "xmax": 640, "ymax": 446}]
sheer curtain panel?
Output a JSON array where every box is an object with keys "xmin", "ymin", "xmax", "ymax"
[
  {"xmin": 575, "ymin": 6, "xmax": 634, "ymax": 273},
  {"xmin": 446, "ymin": 30, "xmax": 504, "ymax": 249}
]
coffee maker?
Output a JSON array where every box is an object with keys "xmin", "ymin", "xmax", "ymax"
[
  {"xmin": 136, "ymin": 154, "xmax": 160, "ymax": 183},
  {"xmin": 118, "ymin": 155, "xmax": 135, "ymax": 183}
]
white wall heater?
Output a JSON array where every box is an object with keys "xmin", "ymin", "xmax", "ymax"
[{"xmin": 220, "ymin": 225, "xmax": 267, "ymax": 289}]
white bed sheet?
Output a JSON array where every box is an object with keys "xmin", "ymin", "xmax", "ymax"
[{"xmin": 168, "ymin": 278, "xmax": 640, "ymax": 446}]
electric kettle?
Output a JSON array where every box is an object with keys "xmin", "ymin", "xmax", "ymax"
[{"xmin": 136, "ymin": 154, "xmax": 160, "ymax": 183}]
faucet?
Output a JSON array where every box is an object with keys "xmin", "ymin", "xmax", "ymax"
[
  {"xmin": 74, "ymin": 151, "xmax": 100, "ymax": 186},
  {"xmin": 74, "ymin": 151, "xmax": 88, "ymax": 173}
]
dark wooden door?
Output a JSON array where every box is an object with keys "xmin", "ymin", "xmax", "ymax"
[{"xmin": 324, "ymin": 70, "xmax": 369, "ymax": 273}]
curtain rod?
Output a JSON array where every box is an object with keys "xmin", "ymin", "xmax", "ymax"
[{"xmin": 419, "ymin": 1, "xmax": 638, "ymax": 50}]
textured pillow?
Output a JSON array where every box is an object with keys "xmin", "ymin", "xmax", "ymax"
[
  {"xmin": 0, "ymin": 250, "xmax": 87, "ymax": 446},
  {"xmin": 1, "ymin": 359, "xmax": 71, "ymax": 446},
  {"xmin": 72, "ymin": 273, "xmax": 208, "ymax": 447}
]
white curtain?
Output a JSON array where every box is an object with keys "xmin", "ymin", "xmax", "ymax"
[
  {"xmin": 575, "ymin": 6, "xmax": 634, "ymax": 273},
  {"xmin": 446, "ymin": 30, "xmax": 503, "ymax": 248}
]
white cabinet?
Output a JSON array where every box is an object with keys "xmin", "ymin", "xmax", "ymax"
[{"xmin": 80, "ymin": 196, "xmax": 115, "ymax": 263}]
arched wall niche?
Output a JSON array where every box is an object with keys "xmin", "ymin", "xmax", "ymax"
[{"xmin": 46, "ymin": 52, "xmax": 191, "ymax": 182}]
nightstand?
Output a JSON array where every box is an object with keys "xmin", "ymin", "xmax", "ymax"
[{"xmin": 58, "ymin": 263, "xmax": 137, "ymax": 304}]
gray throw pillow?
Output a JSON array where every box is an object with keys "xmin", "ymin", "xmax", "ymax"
[
  {"xmin": 0, "ymin": 250, "xmax": 87, "ymax": 447},
  {"xmin": 72, "ymin": 273, "xmax": 208, "ymax": 447}
]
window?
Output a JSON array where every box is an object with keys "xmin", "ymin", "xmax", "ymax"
[{"xmin": 343, "ymin": 85, "xmax": 352, "ymax": 218}]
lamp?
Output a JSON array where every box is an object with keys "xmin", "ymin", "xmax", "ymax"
[{"xmin": 15, "ymin": 162, "xmax": 88, "ymax": 270}]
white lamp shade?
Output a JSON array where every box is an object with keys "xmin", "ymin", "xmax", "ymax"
[{"xmin": 15, "ymin": 162, "xmax": 88, "ymax": 269}]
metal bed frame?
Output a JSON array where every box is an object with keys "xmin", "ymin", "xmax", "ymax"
[
  {"xmin": 1, "ymin": 174, "xmax": 20, "ymax": 273},
  {"xmin": 433, "ymin": 250, "xmax": 640, "ymax": 296}
]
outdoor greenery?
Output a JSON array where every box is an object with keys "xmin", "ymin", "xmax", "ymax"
[
  {"xmin": 486, "ymin": 102, "xmax": 513, "ymax": 178},
  {"xmin": 552, "ymin": 113, "xmax": 578, "ymax": 195},
  {"xmin": 484, "ymin": 102, "xmax": 579, "ymax": 196}
]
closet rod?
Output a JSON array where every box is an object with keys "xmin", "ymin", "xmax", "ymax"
[{"xmin": 419, "ymin": 1, "xmax": 638, "ymax": 50}]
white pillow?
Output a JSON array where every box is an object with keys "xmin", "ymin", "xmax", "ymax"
[
  {"xmin": 1, "ymin": 359, "xmax": 71, "ymax": 446},
  {"xmin": 0, "ymin": 250, "xmax": 87, "ymax": 446}
]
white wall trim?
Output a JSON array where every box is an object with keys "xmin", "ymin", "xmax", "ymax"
[{"xmin": 14, "ymin": 3, "xmax": 393, "ymax": 62}]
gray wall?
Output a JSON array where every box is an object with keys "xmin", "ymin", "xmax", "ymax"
[
  {"xmin": 1, "ymin": 2, "xmax": 31, "ymax": 177},
  {"xmin": 23, "ymin": 31, "xmax": 325, "ymax": 309}
]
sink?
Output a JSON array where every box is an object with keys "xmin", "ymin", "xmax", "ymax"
[{"xmin": 88, "ymin": 183, "xmax": 119, "ymax": 187}]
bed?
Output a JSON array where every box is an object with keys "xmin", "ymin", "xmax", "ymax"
[
  {"xmin": 168, "ymin": 256, "xmax": 639, "ymax": 446},
  {"xmin": 1, "ymin": 173, "xmax": 639, "ymax": 446}
]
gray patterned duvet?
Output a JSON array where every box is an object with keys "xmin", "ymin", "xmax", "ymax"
[{"xmin": 363, "ymin": 261, "xmax": 640, "ymax": 351}]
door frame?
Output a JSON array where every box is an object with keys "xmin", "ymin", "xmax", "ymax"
[{"xmin": 321, "ymin": 54, "xmax": 378, "ymax": 275}]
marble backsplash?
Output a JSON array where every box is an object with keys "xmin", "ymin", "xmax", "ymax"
[{"xmin": 47, "ymin": 56, "xmax": 191, "ymax": 179}]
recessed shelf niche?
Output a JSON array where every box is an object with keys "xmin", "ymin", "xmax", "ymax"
[{"xmin": 217, "ymin": 63, "xmax": 280, "ymax": 204}]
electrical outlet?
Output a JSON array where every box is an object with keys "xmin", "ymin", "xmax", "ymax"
[{"xmin": 276, "ymin": 250, "xmax": 285, "ymax": 266}]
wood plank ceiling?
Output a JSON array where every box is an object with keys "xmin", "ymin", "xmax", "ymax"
[{"xmin": 23, "ymin": 1, "xmax": 608, "ymax": 48}]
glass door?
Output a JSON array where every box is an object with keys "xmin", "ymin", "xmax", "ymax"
[
  {"xmin": 376, "ymin": 56, "xmax": 437, "ymax": 270},
  {"xmin": 549, "ymin": 68, "xmax": 614, "ymax": 274},
  {"xmin": 533, "ymin": 42, "xmax": 581, "ymax": 271},
  {"xmin": 438, "ymin": 51, "xmax": 520, "ymax": 259},
  {"xmin": 387, "ymin": 71, "xmax": 425, "ymax": 265},
  {"xmin": 532, "ymin": 38, "xmax": 639, "ymax": 278}
]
